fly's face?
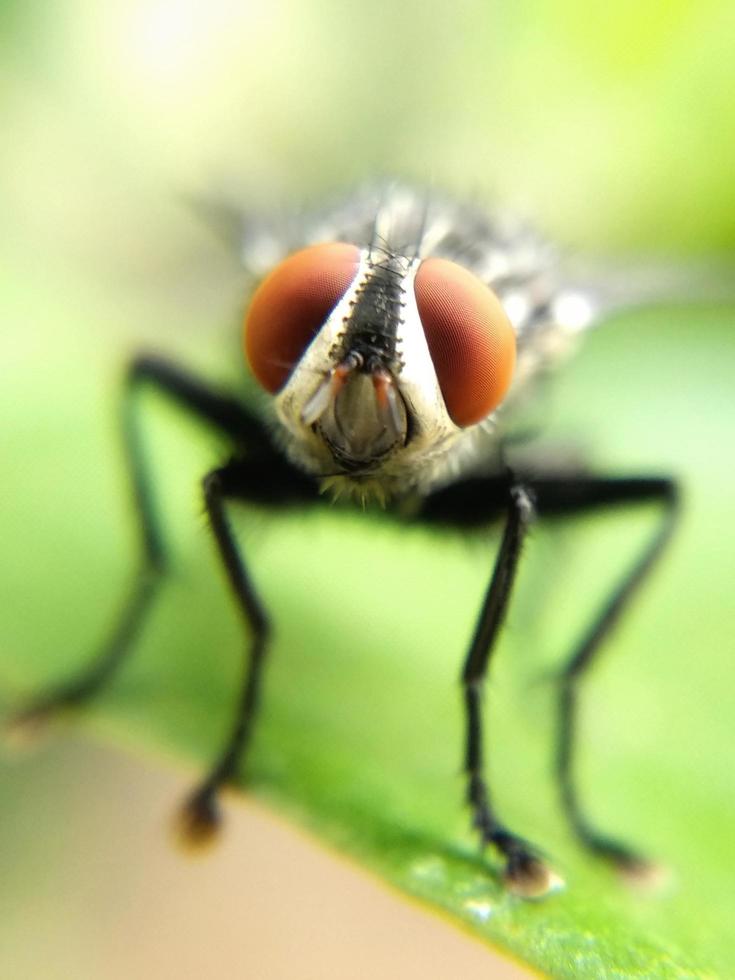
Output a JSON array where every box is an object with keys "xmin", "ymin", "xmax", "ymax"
[{"xmin": 243, "ymin": 237, "xmax": 516, "ymax": 499}]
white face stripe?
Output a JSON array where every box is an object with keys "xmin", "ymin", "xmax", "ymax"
[
  {"xmin": 273, "ymin": 246, "xmax": 463, "ymax": 495},
  {"xmin": 386, "ymin": 258, "xmax": 459, "ymax": 449}
]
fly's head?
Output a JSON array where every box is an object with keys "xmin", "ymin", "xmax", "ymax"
[{"xmin": 243, "ymin": 240, "xmax": 516, "ymax": 501}]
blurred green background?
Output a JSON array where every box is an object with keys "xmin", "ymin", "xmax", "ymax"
[{"xmin": 2, "ymin": 2, "xmax": 734, "ymax": 978}]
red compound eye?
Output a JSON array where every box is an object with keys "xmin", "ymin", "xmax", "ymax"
[
  {"xmin": 414, "ymin": 257, "xmax": 516, "ymax": 427},
  {"xmin": 244, "ymin": 242, "xmax": 361, "ymax": 393}
]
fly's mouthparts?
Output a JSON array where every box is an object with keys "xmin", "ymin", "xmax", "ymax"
[
  {"xmin": 300, "ymin": 352, "xmax": 408, "ymax": 465},
  {"xmin": 300, "ymin": 374, "xmax": 336, "ymax": 427},
  {"xmin": 300, "ymin": 352, "xmax": 364, "ymax": 427},
  {"xmin": 372, "ymin": 368, "xmax": 405, "ymax": 445}
]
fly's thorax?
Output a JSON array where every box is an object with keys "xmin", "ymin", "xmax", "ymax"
[{"xmin": 273, "ymin": 248, "xmax": 464, "ymax": 498}]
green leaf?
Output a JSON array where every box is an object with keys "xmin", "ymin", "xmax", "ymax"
[{"xmin": 3, "ymin": 253, "xmax": 734, "ymax": 978}]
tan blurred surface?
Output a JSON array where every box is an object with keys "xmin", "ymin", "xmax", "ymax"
[{"xmin": 0, "ymin": 738, "xmax": 537, "ymax": 979}]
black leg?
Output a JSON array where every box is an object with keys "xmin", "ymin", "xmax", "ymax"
[
  {"xmin": 530, "ymin": 476, "xmax": 680, "ymax": 876},
  {"xmin": 461, "ymin": 483, "xmax": 558, "ymax": 896},
  {"xmin": 177, "ymin": 462, "xmax": 271, "ymax": 845},
  {"xmin": 421, "ymin": 476, "xmax": 558, "ymax": 894},
  {"xmin": 6, "ymin": 354, "xmax": 273, "ymax": 739}
]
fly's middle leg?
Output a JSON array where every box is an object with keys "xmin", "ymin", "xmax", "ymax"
[
  {"xmin": 530, "ymin": 475, "xmax": 680, "ymax": 880},
  {"xmin": 4, "ymin": 354, "xmax": 269, "ymax": 743}
]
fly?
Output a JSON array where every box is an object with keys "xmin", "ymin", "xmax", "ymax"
[{"xmin": 6, "ymin": 183, "xmax": 680, "ymax": 898}]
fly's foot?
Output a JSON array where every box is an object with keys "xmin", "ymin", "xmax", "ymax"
[
  {"xmin": 174, "ymin": 787, "xmax": 223, "ymax": 852},
  {"xmin": 489, "ymin": 829, "xmax": 564, "ymax": 899},
  {"xmin": 617, "ymin": 856, "xmax": 671, "ymax": 893},
  {"xmin": 580, "ymin": 830, "xmax": 670, "ymax": 892},
  {"xmin": 3, "ymin": 699, "xmax": 67, "ymax": 752},
  {"xmin": 470, "ymin": 785, "xmax": 564, "ymax": 898},
  {"xmin": 604, "ymin": 842, "xmax": 670, "ymax": 892},
  {"xmin": 503, "ymin": 849, "xmax": 564, "ymax": 898}
]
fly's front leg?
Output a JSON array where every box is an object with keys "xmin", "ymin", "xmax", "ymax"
[
  {"xmin": 177, "ymin": 462, "xmax": 270, "ymax": 846},
  {"xmin": 419, "ymin": 476, "xmax": 560, "ymax": 895},
  {"xmin": 461, "ymin": 484, "xmax": 559, "ymax": 897},
  {"xmin": 5, "ymin": 354, "xmax": 267, "ymax": 742}
]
